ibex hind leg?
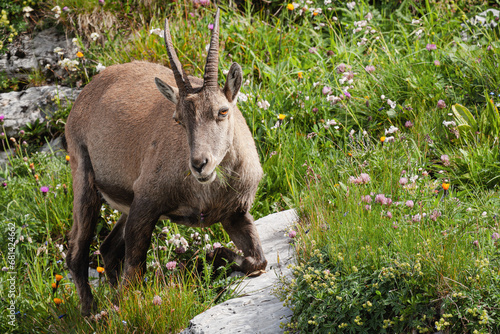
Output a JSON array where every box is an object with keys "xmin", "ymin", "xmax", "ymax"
[
  {"xmin": 100, "ymin": 214, "xmax": 127, "ymax": 286},
  {"xmin": 221, "ymin": 212, "xmax": 267, "ymax": 276},
  {"xmin": 66, "ymin": 148, "xmax": 102, "ymax": 316}
]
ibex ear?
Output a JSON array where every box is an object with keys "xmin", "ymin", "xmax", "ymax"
[
  {"xmin": 155, "ymin": 77, "xmax": 179, "ymax": 104},
  {"xmin": 223, "ymin": 62, "xmax": 243, "ymax": 103}
]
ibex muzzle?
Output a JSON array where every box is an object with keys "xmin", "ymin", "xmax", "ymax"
[{"xmin": 64, "ymin": 8, "xmax": 266, "ymax": 316}]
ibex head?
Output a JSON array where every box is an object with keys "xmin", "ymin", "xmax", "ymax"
[{"xmin": 154, "ymin": 9, "xmax": 243, "ymax": 184}]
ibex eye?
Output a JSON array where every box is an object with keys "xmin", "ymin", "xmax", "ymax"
[{"xmin": 218, "ymin": 107, "xmax": 229, "ymax": 117}]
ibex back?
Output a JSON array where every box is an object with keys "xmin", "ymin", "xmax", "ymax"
[{"xmin": 65, "ymin": 9, "xmax": 266, "ymax": 316}]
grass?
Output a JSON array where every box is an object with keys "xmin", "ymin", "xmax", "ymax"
[{"xmin": 1, "ymin": 0, "xmax": 500, "ymax": 332}]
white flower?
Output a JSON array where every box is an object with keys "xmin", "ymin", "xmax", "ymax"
[
  {"xmin": 482, "ymin": 211, "xmax": 487, "ymax": 217},
  {"xmin": 149, "ymin": 28, "xmax": 164, "ymax": 37},
  {"xmin": 96, "ymin": 63, "xmax": 106, "ymax": 72},
  {"xmin": 223, "ymin": 69, "xmax": 229, "ymax": 75},
  {"xmin": 354, "ymin": 20, "xmax": 368, "ymax": 28},
  {"xmin": 237, "ymin": 92, "xmax": 249, "ymax": 102},
  {"xmin": 415, "ymin": 29, "xmax": 424, "ymax": 37},
  {"xmin": 357, "ymin": 37, "xmax": 368, "ymax": 46},
  {"xmin": 385, "ymin": 136, "xmax": 395, "ymax": 142},
  {"xmin": 442, "ymin": 120, "xmax": 457, "ymax": 127},
  {"xmin": 412, "ymin": 19, "xmax": 421, "ymax": 25},
  {"xmin": 90, "ymin": 32, "xmax": 100, "ymax": 41},
  {"xmin": 53, "ymin": 47, "xmax": 64, "ymax": 55},
  {"xmin": 324, "ymin": 119, "xmax": 337, "ymax": 129},
  {"xmin": 381, "ymin": 95, "xmax": 385, "ymax": 100},
  {"xmin": 257, "ymin": 100, "xmax": 270, "ymax": 110},
  {"xmin": 326, "ymin": 95, "xmax": 341, "ymax": 104},
  {"xmin": 324, "ymin": 0, "xmax": 331, "ymax": 4},
  {"xmin": 72, "ymin": 38, "xmax": 79, "ymax": 45},
  {"xmin": 365, "ymin": 12, "xmax": 373, "ymax": 21},
  {"xmin": 52, "ymin": 6, "xmax": 61, "ymax": 18},
  {"xmin": 346, "ymin": 1, "xmax": 356, "ymax": 10},
  {"xmin": 23, "ymin": 6, "xmax": 33, "ymax": 17},
  {"xmin": 385, "ymin": 125, "xmax": 399, "ymax": 135},
  {"xmin": 387, "ymin": 99, "xmax": 397, "ymax": 109},
  {"xmin": 410, "ymin": 175, "xmax": 419, "ymax": 183},
  {"xmin": 58, "ymin": 58, "xmax": 79, "ymax": 71}
]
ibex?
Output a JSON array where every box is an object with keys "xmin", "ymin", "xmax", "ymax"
[{"xmin": 64, "ymin": 8, "xmax": 266, "ymax": 316}]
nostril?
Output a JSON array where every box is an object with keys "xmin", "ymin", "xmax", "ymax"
[{"xmin": 192, "ymin": 158, "xmax": 208, "ymax": 173}]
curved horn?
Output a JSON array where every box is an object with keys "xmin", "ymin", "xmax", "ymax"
[
  {"xmin": 164, "ymin": 18, "xmax": 192, "ymax": 94},
  {"xmin": 203, "ymin": 8, "xmax": 221, "ymax": 90}
]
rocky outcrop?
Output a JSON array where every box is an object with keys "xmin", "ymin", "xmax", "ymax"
[
  {"xmin": 0, "ymin": 85, "xmax": 81, "ymax": 137},
  {"xmin": 0, "ymin": 27, "xmax": 78, "ymax": 81},
  {"xmin": 182, "ymin": 209, "xmax": 298, "ymax": 334}
]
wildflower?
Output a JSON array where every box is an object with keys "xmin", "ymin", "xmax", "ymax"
[
  {"xmin": 434, "ymin": 60, "xmax": 441, "ymax": 66},
  {"xmin": 406, "ymin": 200, "xmax": 414, "ymax": 208},
  {"xmin": 287, "ymin": 3, "xmax": 294, "ymax": 10},
  {"xmin": 412, "ymin": 214, "xmax": 421, "ymax": 222},
  {"xmin": 53, "ymin": 47, "xmax": 64, "ymax": 55},
  {"xmin": 492, "ymin": 233, "xmax": 500, "ymax": 240},
  {"xmin": 308, "ymin": 47, "xmax": 317, "ymax": 54},
  {"xmin": 364, "ymin": 204, "xmax": 371, "ymax": 211},
  {"xmin": 437, "ymin": 100, "xmax": 447, "ymax": 109},
  {"xmin": 298, "ymin": 72, "xmax": 303, "ymax": 79},
  {"xmin": 278, "ymin": 114, "xmax": 286, "ymax": 120},
  {"xmin": 362, "ymin": 195, "xmax": 372, "ymax": 203},
  {"xmin": 65, "ymin": 155, "xmax": 70, "ymax": 163},
  {"xmin": 387, "ymin": 211, "xmax": 393, "ymax": 219},
  {"xmin": 208, "ymin": 23, "xmax": 214, "ymax": 30},
  {"xmin": 430, "ymin": 210, "xmax": 442, "ymax": 222},
  {"xmin": 385, "ymin": 125, "xmax": 398, "ymax": 134},
  {"xmin": 152, "ymin": 295, "xmax": 162, "ymax": 305},
  {"xmin": 399, "ymin": 177, "xmax": 408, "ymax": 186},
  {"xmin": 441, "ymin": 155, "xmax": 450, "ymax": 166},
  {"xmin": 336, "ymin": 63, "xmax": 347, "ymax": 73},
  {"xmin": 380, "ymin": 136, "xmax": 386, "ymax": 142},
  {"xmin": 213, "ymin": 242, "xmax": 222, "ymax": 249},
  {"xmin": 166, "ymin": 261, "xmax": 177, "ymax": 270},
  {"xmin": 96, "ymin": 266, "xmax": 105, "ymax": 274},
  {"xmin": 426, "ymin": 44, "xmax": 437, "ymax": 51},
  {"xmin": 199, "ymin": 0, "xmax": 210, "ymax": 5},
  {"xmin": 55, "ymin": 274, "xmax": 63, "ymax": 282},
  {"xmin": 0, "ymin": 114, "xmax": 4, "ymax": 122},
  {"xmin": 99, "ymin": 0, "xmax": 105, "ymax": 4},
  {"xmin": 375, "ymin": 194, "xmax": 387, "ymax": 204},
  {"xmin": 442, "ymin": 120, "xmax": 456, "ymax": 127},
  {"xmin": 90, "ymin": 32, "xmax": 100, "ymax": 41},
  {"xmin": 95, "ymin": 63, "xmax": 106, "ymax": 72},
  {"xmin": 52, "ymin": 6, "xmax": 62, "ymax": 18},
  {"xmin": 322, "ymin": 86, "xmax": 331, "ymax": 95},
  {"xmin": 289, "ymin": 230, "xmax": 297, "ymax": 238},
  {"xmin": 482, "ymin": 211, "xmax": 487, "ymax": 217},
  {"xmin": 405, "ymin": 121, "xmax": 413, "ymax": 128},
  {"xmin": 76, "ymin": 51, "xmax": 83, "ymax": 58},
  {"xmin": 63, "ymin": 6, "xmax": 69, "ymax": 12},
  {"xmin": 257, "ymin": 100, "xmax": 270, "ymax": 110},
  {"xmin": 51, "ymin": 282, "xmax": 58, "ymax": 292},
  {"xmin": 54, "ymin": 298, "xmax": 63, "ymax": 305},
  {"xmin": 365, "ymin": 65, "xmax": 375, "ymax": 73},
  {"xmin": 40, "ymin": 186, "xmax": 49, "ymax": 195},
  {"xmin": 359, "ymin": 173, "xmax": 371, "ymax": 184},
  {"xmin": 344, "ymin": 91, "xmax": 351, "ymax": 98},
  {"xmin": 473, "ymin": 240, "xmax": 479, "ymax": 247},
  {"xmin": 326, "ymin": 50, "xmax": 335, "ymax": 56},
  {"xmin": 387, "ymin": 99, "xmax": 397, "ymax": 109},
  {"xmin": 346, "ymin": 1, "xmax": 356, "ymax": 10},
  {"xmin": 23, "ymin": 6, "xmax": 34, "ymax": 17}
]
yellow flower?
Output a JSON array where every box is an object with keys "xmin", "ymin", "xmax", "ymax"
[
  {"xmin": 55, "ymin": 274, "xmax": 63, "ymax": 282},
  {"xmin": 65, "ymin": 155, "xmax": 70, "ymax": 162},
  {"xmin": 54, "ymin": 298, "xmax": 63, "ymax": 305},
  {"xmin": 76, "ymin": 51, "xmax": 84, "ymax": 58},
  {"xmin": 298, "ymin": 72, "xmax": 303, "ymax": 79},
  {"xmin": 287, "ymin": 3, "xmax": 294, "ymax": 10},
  {"xmin": 313, "ymin": 12, "xmax": 318, "ymax": 16},
  {"xmin": 442, "ymin": 183, "xmax": 450, "ymax": 191},
  {"xmin": 380, "ymin": 136, "xmax": 386, "ymax": 142},
  {"xmin": 278, "ymin": 114, "xmax": 286, "ymax": 120},
  {"xmin": 97, "ymin": 266, "xmax": 105, "ymax": 274},
  {"xmin": 51, "ymin": 282, "xmax": 57, "ymax": 289}
]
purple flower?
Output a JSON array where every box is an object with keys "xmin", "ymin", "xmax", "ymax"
[
  {"xmin": 365, "ymin": 65, "xmax": 375, "ymax": 73},
  {"xmin": 344, "ymin": 91, "xmax": 351, "ymax": 98},
  {"xmin": 487, "ymin": 45, "xmax": 492, "ymax": 51},
  {"xmin": 189, "ymin": 12, "xmax": 195, "ymax": 17},
  {"xmin": 98, "ymin": 0, "xmax": 104, "ymax": 4},
  {"xmin": 208, "ymin": 23, "xmax": 214, "ymax": 30},
  {"xmin": 362, "ymin": 195, "xmax": 372, "ymax": 203},
  {"xmin": 312, "ymin": 107, "xmax": 318, "ymax": 113},
  {"xmin": 405, "ymin": 200, "xmax": 414, "ymax": 208},
  {"xmin": 364, "ymin": 204, "xmax": 371, "ymax": 211},
  {"xmin": 441, "ymin": 154, "xmax": 450, "ymax": 166},
  {"xmin": 289, "ymin": 230, "xmax": 297, "ymax": 238},
  {"xmin": 375, "ymin": 194, "xmax": 386, "ymax": 204},
  {"xmin": 1, "ymin": 182, "xmax": 6, "ymax": 188},
  {"xmin": 399, "ymin": 177, "xmax": 408, "ymax": 186},
  {"xmin": 199, "ymin": 0, "xmax": 210, "ymax": 5},
  {"xmin": 492, "ymin": 232, "xmax": 500, "ymax": 240},
  {"xmin": 437, "ymin": 99, "xmax": 446, "ymax": 109},
  {"xmin": 412, "ymin": 214, "xmax": 421, "ymax": 222},
  {"xmin": 322, "ymin": 86, "xmax": 331, "ymax": 95},
  {"xmin": 0, "ymin": 114, "xmax": 4, "ymax": 122},
  {"xmin": 166, "ymin": 261, "xmax": 177, "ymax": 270},
  {"xmin": 426, "ymin": 44, "xmax": 437, "ymax": 51},
  {"xmin": 152, "ymin": 295, "xmax": 162, "ymax": 305},
  {"xmin": 308, "ymin": 47, "xmax": 317, "ymax": 54},
  {"xmin": 336, "ymin": 63, "xmax": 347, "ymax": 73},
  {"xmin": 359, "ymin": 173, "xmax": 371, "ymax": 184},
  {"xmin": 434, "ymin": 60, "xmax": 441, "ymax": 66},
  {"xmin": 405, "ymin": 121, "xmax": 413, "ymax": 128},
  {"xmin": 62, "ymin": 6, "xmax": 69, "ymax": 11},
  {"xmin": 40, "ymin": 186, "xmax": 49, "ymax": 194},
  {"xmin": 473, "ymin": 240, "xmax": 479, "ymax": 247},
  {"xmin": 387, "ymin": 211, "xmax": 393, "ymax": 219}
]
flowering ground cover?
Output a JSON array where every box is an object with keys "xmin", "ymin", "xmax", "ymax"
[{"xmin": 1, "ymin": 0, "xmax": 500, "ymax": 333}]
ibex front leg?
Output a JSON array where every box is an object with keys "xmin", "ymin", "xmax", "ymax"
[
  {"xmin": 222, "ymin": 211, "xmax": 267, "ymax": 275},
  {"xmin": 121, "ymin": 199, "xmax": 160, "ymax": 286}
]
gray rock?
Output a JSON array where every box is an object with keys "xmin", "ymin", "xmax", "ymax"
[
  {"xmin": 182, "ymin": 209, "xmax": 298, "ymax": 334},
  {"xmin": 0, "ymin": 85, "xmax": 80, "ymax": 137},
  {"xmin": 0, "ymin": 27, "xmax": 78, "ymax": 81},
  {"xmin": 39, "ymin": 137, "xmax": 65, "ymax": 156}
]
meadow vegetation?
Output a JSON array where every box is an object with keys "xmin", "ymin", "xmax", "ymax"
[{"xmin": 1, "ymin": 0, "xmax": 500, "ymax": 333}]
